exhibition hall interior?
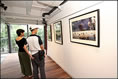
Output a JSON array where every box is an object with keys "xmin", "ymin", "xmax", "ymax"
[{"xmin": 0, "ymin": 0, "xmax": 117, "ymax": 79}]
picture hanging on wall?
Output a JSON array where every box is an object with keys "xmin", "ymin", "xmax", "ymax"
[
  {"xmin": 69, "ymin": 9, "xmax": 100, "ymax": 47},
  {"xmin": 54, "ymin": 21, "xmax": 63, "ymax": 45},
  {"xmin": 47, "ymin": 25, "xmax": 52, "ymax": 41}
]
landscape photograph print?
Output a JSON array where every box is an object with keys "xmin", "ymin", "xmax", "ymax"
[
  {"xmin": 47, "ymin": 25, "xmax": 52, "ymax": 41},
  {"xmin": 69, "ymin": 9, "xmax": 100, "ymax": 47},
  {"xmin": 54, "ymin": 21, "xmax": 63, "ymax": 45}
]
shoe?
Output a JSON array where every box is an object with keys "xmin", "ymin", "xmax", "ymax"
[
  {"xmin": 21, "ymin": 76, "xmax": 27, "ymax": 79},
  {"xmin": 27, "ymin": 76, "xmax": 33, "ymax": 79}
]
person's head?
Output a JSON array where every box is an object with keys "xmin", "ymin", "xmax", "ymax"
[
  {"xmin": 30, "ymin": 26, "xmax": 39, "ymax": 34},
  {"xmin": 78, "ymin": 24, "xmax": 83, "ymax": 31},
  {"xmin": 16, "ymin": 29, "xmax": 25, "ymax": 37},
  {"xmin": 89, "ymin": 18, "xmax": 92, "ymax": 22}
]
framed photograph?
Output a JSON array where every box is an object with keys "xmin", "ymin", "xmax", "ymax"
[
  {"xmin": 47, "ymin": 25, "xmax": 52, "ymax": 41},
  {"xmin": 54, "ymin": 21, "xmax": 63, "ymax": 45},
  {"xmin": 69, "ymin": 9, "xmax": 100, "ymax": 47}
]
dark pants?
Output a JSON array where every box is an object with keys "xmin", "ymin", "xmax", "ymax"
[
  {"xmin": 31, "ymin": 52, "xmax": 46, "ymax": 79},
  {"xmin": 18, "ymin": 52, "xmax": 32, "ymax": 76}
]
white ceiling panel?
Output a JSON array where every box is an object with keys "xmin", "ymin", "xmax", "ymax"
[
  {"xmin": 5, "ymin": 6, "xmax": 27, "ymax": 15},
  {"xmin": 2, "ymin": 1, "xmax": 27, "ymax": 8},
  {"xmin": 52, "ymin": 1, "xmax": 63, "ymax": 6},
  {"xmin": 1, "ymin": 0, "xmax": 64, "ymax": 24},
  {"xmin": 30, "ymin": 9, "xmax": 43, "ymax": 16},
  {"xmin": 36, "ymin": 1, "xmax": 63, "ymax": 6}
]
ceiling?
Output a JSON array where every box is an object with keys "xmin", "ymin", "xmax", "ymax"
[{"xmin": 1, "ymin": 0, "xmax": 63, "ymax": 25}]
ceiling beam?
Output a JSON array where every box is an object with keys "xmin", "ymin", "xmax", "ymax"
[
  {"xmin": 6, "ymin": 18, "xmax": 43, "ymax": 25},
  {"xmin": 1, "ymin": 12, "xmax": 42, "ymax": 18},
  {"xmin": 3, "ymin": 15, "xmax": 42, "ymax": 21}
]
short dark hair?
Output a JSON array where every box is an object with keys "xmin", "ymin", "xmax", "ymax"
[{"xmin": 16, "ymin": 29, "xmax": 25, "ymax": 36}]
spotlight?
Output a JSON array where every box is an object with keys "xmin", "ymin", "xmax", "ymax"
[
  {"xmin": 58, "ymin": 6, "xmax": 61, "ymax": 9},
  {"xmin": 4, "ymin": 6, "xmax": 7, "ymax": 10},
  {"xmin": 0, "ymin": 3, "xmax": 8, "ymax": 11}
]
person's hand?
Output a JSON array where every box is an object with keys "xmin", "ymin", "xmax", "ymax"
[
  {"xmin": 44, "ymin": 50, "xmax": 47, "ymax": 57},
  {"xmin": 30, "ymin": 55, "xmax": 34, "ymax": 60}
]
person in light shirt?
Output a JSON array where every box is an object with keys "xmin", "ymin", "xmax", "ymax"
[{"xmin": 27, "ymin": 26, "xmax": 46, "ymax": 79}]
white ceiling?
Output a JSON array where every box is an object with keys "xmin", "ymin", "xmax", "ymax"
[{"xmin": 1, "ymin": 0, "xmax": 63, "ymax": 25}]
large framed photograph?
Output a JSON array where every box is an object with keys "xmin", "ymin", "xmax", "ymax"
[
  {"xmin": 47, "ymin": 25, "xmax": 52, "ymax": 41},
  {"xmin": 69, "ymin": 9, "xmax": 100, "ymax": 47},
  {"xmin": 54, "ymin": 21, "xmax": 63, "ymax": 45}
]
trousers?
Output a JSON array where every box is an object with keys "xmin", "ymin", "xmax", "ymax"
[
  {"xmin": 18, "ymin": 52, "xmax": 32, "ymax": 76},
  {"xmin": 31, "ymin": 52, "xmax": 46, "ymax": 79}
]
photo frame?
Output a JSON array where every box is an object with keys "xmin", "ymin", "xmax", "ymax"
[
  {"xmin": 47, "ymin": 25, "xmax": 52, "ymax": 41},
  {"xmin": 69, "ymin": 9, "xmax": 100, "ymax": 47},
  {"xmin": 54, "ymin": 21, "xmax": 63, "ymax": 45}
]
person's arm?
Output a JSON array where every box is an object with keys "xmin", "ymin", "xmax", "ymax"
[
  {"xmin": 40, "ymin": 44, "xmax": 47, "ymax": 56},
  {"xmin": 38, "ymin": 36, "xmax": 46, "ymax": 56},
  {"xmin": 23, "ymin": 45, "xmax": 34, "ymax": 59},
  {"xmin": 40, "ymin": 44, "xmax": 44, "ymax": 50}
]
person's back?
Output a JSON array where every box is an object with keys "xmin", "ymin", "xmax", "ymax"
[
  {"xmin": 26, "ymin": 25, "xmax": 46, "ymax": 79},
  {"xmin": 27, "ymin": 35, "xmax": 42, "ymax": 54}
]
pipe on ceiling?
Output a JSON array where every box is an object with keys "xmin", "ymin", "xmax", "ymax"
[{"xmin": 42, "ymin": 0, "xmax": 68, "ymax": 24}]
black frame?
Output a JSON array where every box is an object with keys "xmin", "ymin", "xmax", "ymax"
[
  {"xmin": 47, "ymin": 25, "xmax": 52, "ymax": 41},
  {"xmin": 53, "ymin": 21, "xmax": 63, "ymax": 45},
  {"xmin": 69, "ymin": 9, "xmax": 100, "ymax": 47}
]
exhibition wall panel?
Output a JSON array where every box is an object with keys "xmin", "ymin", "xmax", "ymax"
[{"xmin": 47, "ymin": 1, "xmax": 117, "ymax": 78}]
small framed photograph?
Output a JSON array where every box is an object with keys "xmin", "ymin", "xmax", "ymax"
[
  {"xmin": 69, "ymin": 9, "xmax": 100, "ymax": 47},
  {"xmin": 54, "ymin": 21, "xmax": 63, "ymax": 45}
]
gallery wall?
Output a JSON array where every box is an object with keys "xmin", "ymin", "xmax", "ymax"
[{"xmin": 47, "ymin": 1, "xmax": 117, "ymax": 78}]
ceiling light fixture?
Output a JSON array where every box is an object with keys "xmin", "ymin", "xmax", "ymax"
[{"xmin": 0, "ymin": 3, "xmax": 8, "ymax": 11}]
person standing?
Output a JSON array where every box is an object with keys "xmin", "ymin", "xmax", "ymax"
[
  {"xmin": 88, "ymin": 17, "xmax": 95, "ymax": 30},
  {"xmin": 27, "ymin": 26, "xmax": 46, "ymax": 79},
  {"xmin": 15, "ymin": 29, "xmax": 33, "ymax": 79}
]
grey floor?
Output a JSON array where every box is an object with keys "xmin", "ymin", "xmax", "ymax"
[
  {"xmin": 1, "ymin": 53, "xmax": 71, "ymax": 78},
  {"xmin": 0, "ymin": 53, "xmax": 9, "ymax": 64}
]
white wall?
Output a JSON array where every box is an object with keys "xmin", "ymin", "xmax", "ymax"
[{"xmin": 47, "ymin": 1, "xmax": 117, "ymax": 78}]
